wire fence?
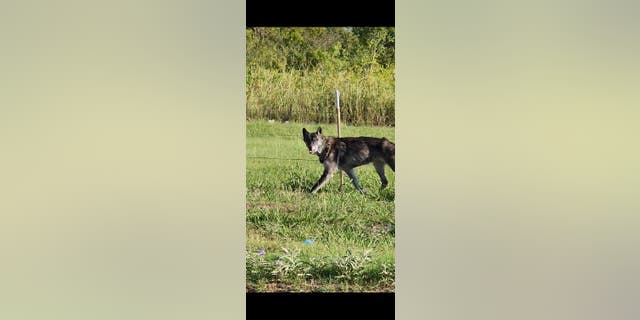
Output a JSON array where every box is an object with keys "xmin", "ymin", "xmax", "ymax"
[
  {"xmin": 246, "ymin": 131, "xmax": 318, "ymax": 162},
  {"xmin": 246, "ymin": 156, "xmax": 316, "ymax": 162},
  {"xmin": 249, "ymin": 134, "xmax": 300, "ymax": 138}
]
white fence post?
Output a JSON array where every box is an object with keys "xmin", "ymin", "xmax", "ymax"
[{"xmin": 336, "ymin": 89, "xmax": 343, "ymax": 189}]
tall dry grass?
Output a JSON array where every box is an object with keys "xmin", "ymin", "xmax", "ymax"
[{"xmin": 246, "ymin": 67, "xmax": 395, "ymax": 127}]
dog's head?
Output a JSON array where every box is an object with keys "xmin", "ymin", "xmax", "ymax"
[{"xmin": 302, "ymin": 127, "xmax": 325, "ymax": 155}]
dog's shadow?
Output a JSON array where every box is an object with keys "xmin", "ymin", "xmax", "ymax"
[
  {"xmin": 378, "ymin": 188, "xmax": 396, "ymax": 202},
  {"xmin": 365, "ymin": 187, "xmax": 395, "ymax": 202}
]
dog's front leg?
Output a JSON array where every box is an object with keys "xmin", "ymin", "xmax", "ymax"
[{"xmin": 310, "ymin": 164, "xmax": 336, "ymax": 194}]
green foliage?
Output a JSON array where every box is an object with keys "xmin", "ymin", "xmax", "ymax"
[{"xmin": 246, "ymin": 27, "xmax": 395, "ymax": 127}]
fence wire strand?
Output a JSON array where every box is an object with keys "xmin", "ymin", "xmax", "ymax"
[
  {"xmin": 246, "ymin": 132, "xmax": 319, "ymax": 162},
  {"xmin": 247, "ymin": 156, "xmax": 316, "ymax": 162}
]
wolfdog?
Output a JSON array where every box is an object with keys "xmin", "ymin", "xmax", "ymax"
[{"xmin": 302, "ymin": 127, "xmax": 395, "ymax": 193}]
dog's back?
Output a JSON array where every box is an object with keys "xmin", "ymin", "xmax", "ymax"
[{"xmin": 336, "ymin": 136, "xmax": 395, "ymax": 171}]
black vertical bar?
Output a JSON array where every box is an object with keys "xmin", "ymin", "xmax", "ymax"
[{"xmin": 247, "ymin": 0, "xmax": 395, "ymax": 27}]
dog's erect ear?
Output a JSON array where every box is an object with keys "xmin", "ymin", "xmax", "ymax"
[
  {"xmin": 302, "ymin": 128, "xmax": 310, "ymax": 140},
  {"xmin": 317, "ymin": 127, "xmax": 322, "ymax": 135}
]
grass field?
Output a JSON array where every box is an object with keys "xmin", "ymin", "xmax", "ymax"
[{"xmin": 246, "ymin": 120, "xmax": 396, "ymax": 292}]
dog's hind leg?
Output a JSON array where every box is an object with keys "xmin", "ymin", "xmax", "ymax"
[
  {"xmin": 386, "ymin": 155, "xmax": 395, "ymax": 172},
  {"xmin": 374, "ymin": 160, "xmax": 389, "ymax": 189},
  {"xmin": 345, "ymin": 168, "xmax": 366, "ymax": 193},
  {"xmin": 310, "ymin": 165, "xmax": 337, "ymax": 194},
  {"xmin": 382, "ymin": 140, "xmax": 395, "ymax": 172}
]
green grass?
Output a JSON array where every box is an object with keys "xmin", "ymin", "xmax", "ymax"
[{"xmin": 246, "ymin": 120, "xmax": 395, "ymax": 292}]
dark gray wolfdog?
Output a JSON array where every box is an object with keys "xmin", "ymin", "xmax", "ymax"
[{"xmin": 302, "ymin": 127, "xmax": 395, "ymax": 193}]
